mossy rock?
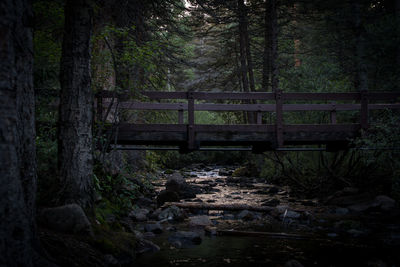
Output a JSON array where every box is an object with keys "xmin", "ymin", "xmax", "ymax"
[
  {"xmin": 232, "ymin": 166, "xmax": 249, "ymax": 177},
  {"xmin": 164, "ymin": 169, "xmax": 174, "ymax": 174},
  {"xmin": 91, "ymin": 225, "xmax": 136, "ymax": 258}
]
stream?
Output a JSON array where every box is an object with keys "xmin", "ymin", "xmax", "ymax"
[{"xmin": 133, "ymin": 165, "xmax": 400, "ymax": 266}]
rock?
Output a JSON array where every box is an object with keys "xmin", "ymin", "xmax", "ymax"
[
  {"xmin": 335, "ymin": 207, "xmax": 349, "ymax": 215},
  {"xmin": 165, "ymin": 172, "xmax": 202, "ymax": 199},
  {"xmin": 281, "ymin": 210, "xmax": 301, "ymax": 219},
  {"xmin": 215, "ymin": 178, "xmax": 225, "ymax": 183},
  {"xmin": 327, "ymin": 192, "xmax": 372, "ymax": 207},
  {"xmin": 168, "ymin": 231, "xmax": 202, "ymax": 248},
  {"xmin": 158, "ymin": 205, "xmax": 185, "ymax": 221},
  {"xmin": 104, "ymin": 254, "xmax": 119, "ymax": 266},
  {"xmin": 119, "ymin": 217, "xmax": 135, "ymax": 233},
  {"xmin": 268, "ymin": 186, "xmax": 280, "ymax": 194},
  {"xmin": 347, "ymin": 229, "xmax": 365, "ymax": 237},
  {"xmin": 327, "ymin": 233, "xmax": 338, "ymax": 238},
  {"xmin": 218, "ymin": 169, "xmax": 232, "ymax": 176},
  {"xmin": 237, "ymin": 210, "xmax": 254, "ymax": 221},
  {"xmin": 189, "ymin": 215, "xmax": 212, "ymax": 227},
  {"xmin": 143, "ymin": 232, "xmax": 156, "ymax": 239},
  {"xmin": 136, "ymin": 238, "xmax": 160, "ymax": 254},
  {"xmin": 205, "ymin": 226, "xmax": 217, "ymax": 236},
  {"xmin": 39, "ymin": 204, "xmax": 91, "ymax": 235},
  {"xmin": 156, "ymin": 190, "xmax": 179, "ymax": 206},
  {"xmin": 144, "ymin": 223, "xmax": 163, "ymax": 234},
  {"xmin": 348, "ymin": 195, "xmax": 397, "ymax": 213},
  {"xmin": 129, "ymin": 208, "xmax": 149, "ymax": 222},
  {"xmin": 372, "ymin": 195, "xmax": 396, "ymax": 211},
  {"xmin": 223, "ymin": 214, "xmax": 235, "ymax": 220},
  {"xmin": 285, "ymin": 260, "xmax": 304, "ymax": 267},
  {"xmin": 166, "ymin": 172, "xmax": 186, "ymax": 190},
  {"xmin": 135, "ymin": 197, "xmax": 154, "ymax": 207}
]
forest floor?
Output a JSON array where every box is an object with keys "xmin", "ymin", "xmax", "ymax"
[{"xmin": 40, "ymin": 165, "xmax": 400, "ymax": 267}]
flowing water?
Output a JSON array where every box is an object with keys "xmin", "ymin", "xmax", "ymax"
[{"xmin": 135, "ymin": 165, "xmax": 400, "ymax": 267}]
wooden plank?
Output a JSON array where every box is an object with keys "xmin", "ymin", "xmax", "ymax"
[
  {"xmin": 108, "ymin": 102, "xmax": 400, "ymax": 112},
  {"xmin": 284, "ymin": 124, "xmax": 360, "ymax": 132},
  {"xmin": 194, "ymin": 124, "xmax": 276, "ymax": 132},
  {"xmin": 283, "ymin": 92, "xmax": 360, "ymax": 100},
  {"xmin": 192, "ymin": 92, "xmax": 275, "ymax": 100},
  {"xmin": 368, "ymin": 92, "xmax": 400, "ymax": 100},
  {"xmin": 117, "ymin": 123, "xmax": 187, "ymax": 132},
  {"xmin": 99, "ymin": 90, "xmax": 400, "ymax": 102}
]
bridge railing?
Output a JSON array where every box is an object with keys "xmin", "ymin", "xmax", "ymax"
[{"xmin": 96, "ymin": 91, "xmax": 400, "ymax": 149}]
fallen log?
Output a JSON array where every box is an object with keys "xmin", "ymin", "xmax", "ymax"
[
  {"xmin": 216, "ymin": 229, "xmax": 309, "ymax": 240},
  {"xmin": 162, "ymin": 202, "xmax": 275, "ymax": 212}
]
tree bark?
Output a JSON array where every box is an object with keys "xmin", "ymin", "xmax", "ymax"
[
  {"xmin": 238, "ymin": 0, "xmax": 255, "ymax": 123},
  {"xmin": 0, "ymin": 0, "xmax": 36, "ymax": 265},
  {"xmin": 270, "ymin": 0, "xmax": 279, "ymax": 93},
  {"xmin": 59, "ymin": 0, "xmax": 94, "ymax": 210},
  {"xmin": 262, "ymin": 0, "xmax": 272, "ymax": 91}
]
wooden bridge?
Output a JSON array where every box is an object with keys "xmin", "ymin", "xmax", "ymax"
[{"xmin": 96, "ymin": 90, "xmax": 400, "ymax": 153}]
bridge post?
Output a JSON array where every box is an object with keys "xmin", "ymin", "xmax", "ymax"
[
  {"xmin": 275, "ymin": 89, "xmax": 284, "ymax": 147},
  {"xmin": 330, "ymin": 101, "xmax": 337, "ymax": 124},
  {"xmin": 187, "ymin": 91, "xmax": 195, "ymax": 150},
  {"xmin": 178, "ymin": 103, "xmax": 184, "ymax": 124},
  {"xmin": 360, "ymin": 90, "xmax": 369, "ymax": 130}
]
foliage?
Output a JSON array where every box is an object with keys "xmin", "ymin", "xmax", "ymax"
[{"xmin": 93, "ymin": 162, "xmax": 140, "ymax": 214}]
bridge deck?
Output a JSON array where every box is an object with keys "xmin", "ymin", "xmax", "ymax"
[{"xmin": 97, "ymin": 91, "xmax": 400, "ymax": 152}]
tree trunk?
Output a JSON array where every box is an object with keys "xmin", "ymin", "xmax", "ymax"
[
  {"xmin": 270, "ymin": 0, "xmax": 279, "ymax": 93},
  {"xmin": 353, "ymin": 2, "xmax": 368, "ymax": 93},
  {"xmin": 396, "ymin": 0, "xmax": 400, "ymax": 79},
  {"xmin": 59, "ymin": 0, "xmax": 94, "ymax": 210},
  {"xmin": 0, "ymin": 0, "xmax": 35, "ymax": 265},
  {"xmin": 262, "ymin": 0, "xmax": 272, "ymax": 91},
  {"xmin": 238, "ymin": 0, "xmax": 255, "ymax": 123}
]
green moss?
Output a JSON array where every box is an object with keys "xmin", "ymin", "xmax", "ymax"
[
  {"xmin": 91, "ymin": 224, "xmax": 137, "ymax": 257},
  {"xmin": 232, "ymin": 167, "xmax": 249, "ymax": 177},
  {"xmin": 164, "ymin": 169, "xmax": 174, "ymax": 174}
]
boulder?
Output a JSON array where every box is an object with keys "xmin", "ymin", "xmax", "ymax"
[
  {"xmin": 129, "ymin": 208, "xmax": 149, "ymax": 222},
  {"xmin": 281, "ymin": 210, "xmax": 301, "ymax": 219},
  {"xmin": 237, "ymin": 210, "xmax": 254, "ymax": 221},
  {"xmin": 348, "ymin": 195, "xmax": 397, "ymax": 213},
  {"xmin": 164, "ymin": 172, "xmax": 202, "ymax": 200},
  {"xmin": 168, "ymin": 231, "xmax": 202, "ymax": 248},
  {"xmin": 268, "ymin": 186, "xmax": 280, "ymax": 194},
  {"xmin": 39, "ymin": 204, "xmax": 91, "ymax": 235},
  {"xmin": 158, "ymin": 205, "xmax": 185, "ymax": 221},
  {"xmin": 135, "ymin": 197, "xmax": 154, "ymax": 207},
  {"xmin": 144, "ymin": 223, "xmax": 163, "ymax": 234},
  {"xmin": 136, "ymin": 238, "xmax": 160, "ymax": 254},
  {"xmin": 156, "ymin": 190, "xmax": 179, "ymax": 206},
  {"xmin": 189, "ymin": 215, "xmax": 212, "ymax": 227},
  {"xmin": 285, "ymin": 260, "xmax": 304, "ymax": 267}
]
